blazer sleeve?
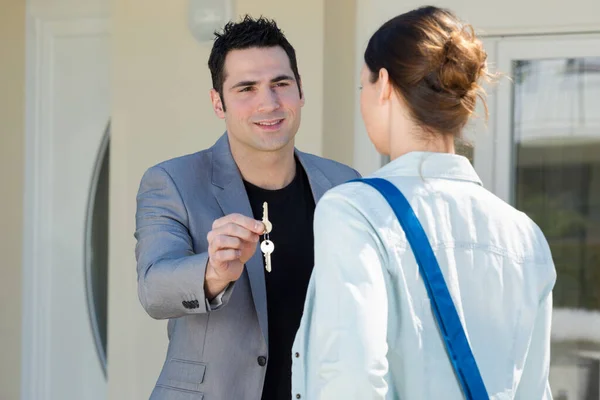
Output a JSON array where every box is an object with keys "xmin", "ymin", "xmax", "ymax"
[{"xmin": 134, "ymin": 165, "xmax": 233, "ymax": 320}]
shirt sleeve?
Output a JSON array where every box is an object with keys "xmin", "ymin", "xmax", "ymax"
[
  {"xmin": 514, "ymin": 285, "xmax": 555, "ymax": 399},
  {"xmin": 205, "ymin": 283, "xmax": 233, "ymax": 311},
  {"xmin": 303, "ymin": 189, "xmax": 390, "ymax": 399}
]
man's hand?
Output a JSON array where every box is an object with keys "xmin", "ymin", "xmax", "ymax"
[{"xmin": 205, "ymin": 214, "xmax": 265, "ymax": 299}]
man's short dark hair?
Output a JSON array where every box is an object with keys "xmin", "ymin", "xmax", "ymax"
[{"xmin": 208, "ymin": 15, "xmax": 302, "ymax": 110}]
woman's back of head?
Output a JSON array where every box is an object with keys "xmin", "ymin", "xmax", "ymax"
[{"xmin": 363, "ymin": 6, "xmax": 495, "ymax": 140}]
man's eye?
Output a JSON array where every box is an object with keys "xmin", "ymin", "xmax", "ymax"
[
  {"xmin": 274, "ymin": 82, "xmax": 289, "ymax": 87},
  {"xmin": 240, "ymin": 87, "xmax": 253, "ymax": 92}
]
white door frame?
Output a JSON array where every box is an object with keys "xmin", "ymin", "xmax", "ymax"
[{"xmin": 479, "ymin": 33, "xmax": 600, "ymax": 203}]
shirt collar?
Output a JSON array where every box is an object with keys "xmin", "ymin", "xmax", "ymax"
[{"xmin": 373, "ymin": 151, "xmax": 483, "ymax": 186}]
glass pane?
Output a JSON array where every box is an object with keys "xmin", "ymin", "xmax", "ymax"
[
  {"xmin": 85, "ymin": 126, "xmax": 109, "ymax": 376},
  {"xmin": 512, "ymin": 57, "xmax": 600, "ymax": 399}
]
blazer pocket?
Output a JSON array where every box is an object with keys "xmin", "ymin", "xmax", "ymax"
[
  {"xmin": 158, "ymin": 358, "xmax": 207, "ymax": 393},
  {"xmin": 154, "ymin": 385, "xmax": 204, "ymax": 400}
]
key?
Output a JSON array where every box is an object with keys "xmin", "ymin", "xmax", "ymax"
[
  {"xmin": 261, "ymin": 239, "xmax": 274, "ymax": 272},
  {"xmin": 262, "ymin": 202, "xmax": 272, "ymax": 234},
  {"xmin": 261, "ymin": 202, "xmax": 274, "ymax": 272}
]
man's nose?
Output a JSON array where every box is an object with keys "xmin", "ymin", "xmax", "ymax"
[{"xmin": 256, "ymin": 87, "xmax": 281, "ymax": 113}]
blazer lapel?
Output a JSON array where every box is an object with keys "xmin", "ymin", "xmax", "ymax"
[
  {"xmin": 295, "ymin": 149, "xmax": 333, "ymax": 203},
  {"xmin": 211, "ymin": 134, "xmax": 269, "ymax": 345}
]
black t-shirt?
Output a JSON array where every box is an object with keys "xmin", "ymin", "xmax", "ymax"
[{"xmin": 243, "ymin": 159, "xmax": 316, "ymax": 400}]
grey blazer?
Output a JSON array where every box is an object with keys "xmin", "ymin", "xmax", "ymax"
[{"xmin": 135, "ymin": 133, "xmax": 360, "ymax": 400}]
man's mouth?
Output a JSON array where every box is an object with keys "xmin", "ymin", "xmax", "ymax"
[{"xmin": 254, "ymin": 119, "xmax": 285, "ymax": 130}]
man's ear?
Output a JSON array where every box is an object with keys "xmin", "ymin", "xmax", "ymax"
[{"xmin": 210, "ymin": 89, "xmax": 226, "ymax": 119}]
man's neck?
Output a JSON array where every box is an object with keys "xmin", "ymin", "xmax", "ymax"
[{"xmin": 230, "ymin": 139, "xmax": 297, "ymax": 190}]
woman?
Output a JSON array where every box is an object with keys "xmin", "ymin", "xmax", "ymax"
[{"xmin": 291, "ymin": 6, "xmax": 556, "ymax": 400}]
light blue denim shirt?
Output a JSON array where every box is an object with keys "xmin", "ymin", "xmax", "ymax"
[{"xmin": 291, "ymin": 151, "xmax": 557, "ymax": 400}]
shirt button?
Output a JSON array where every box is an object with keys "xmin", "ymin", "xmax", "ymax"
[
  {"xmin": 257, "ymin": 356, "xmax": 267, "ymax": 367},
  {"xmin": 296, "ymin": 394, "xmax": 301, "ymax": 399},
  {"xmin": 295, "ymin": 352, "xmax": 300, "ymax": 358}
]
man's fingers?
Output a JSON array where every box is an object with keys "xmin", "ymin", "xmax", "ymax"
[
  {"xmin": 212, "ymin": 249, "xmax": 241, "ymax": 264},
  {"xmin": 212, "ymin": 213, "xmax": 265, "ymax": 234},
  {"xmin": 209, "ymin": 235, "xmax": 243, "ymax": 254},
  {"xmin": 208, "ymin": 223, "xmax": 260, "ymax": 243}
]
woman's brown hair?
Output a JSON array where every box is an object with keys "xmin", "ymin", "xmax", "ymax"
[{"xmin": 364, "ymin": 6, "xmax": 495, "ymax": 137}]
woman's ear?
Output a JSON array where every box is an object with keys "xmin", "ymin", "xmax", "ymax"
[{"xmin": 378, "ymin": 68, "xmax": 392, "ymax": 104}]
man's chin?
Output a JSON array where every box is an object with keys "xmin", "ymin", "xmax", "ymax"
[
  {"xmin": 254, "ymin": 133, "xmax": 295, "ymax": 153},
  {"xmin": 258, "ymin": 140, "xmax": 293, "ymax": 153}
]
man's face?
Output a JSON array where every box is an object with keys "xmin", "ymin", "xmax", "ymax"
[{"xmin": 210, "ymin": 46, "xmax": 304, "ymax": 154}]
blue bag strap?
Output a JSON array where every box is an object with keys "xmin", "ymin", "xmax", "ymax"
[{"xmin": 349, "ymin": 177, "xmax": 489, "ymax": 400}]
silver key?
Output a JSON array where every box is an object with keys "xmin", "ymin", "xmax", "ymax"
[
  {"xmin": 261, "ymin": 240, "xmax": 274, "ymax": 272},
  {"xmin": 261, "ymin": 202, "xmax": 274, "ymax": 272},
  {"xmin": 262, "ymin": 202, "xmax": 272, "ymax": 234}
]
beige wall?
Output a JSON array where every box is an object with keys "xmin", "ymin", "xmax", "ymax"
[
  {"xmin": 0, "ymin": 1, "xmax": 25, "ymax": 399},
  {"xmin": 109, "ymin": 2, "xmax": 208, "ymax": 398},
  {"xmin": 108, "ymin": 1, "xmax": 330, "ymax": 398},
  {"xmin": 375, "ymin": 0, "xmax": 600, "ymax": 36},
  {"xmin": 322, "ymin": 0, "xmax": 356, "ymax": 166}
]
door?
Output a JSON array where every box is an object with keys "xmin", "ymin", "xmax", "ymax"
[
  {"xmin": 22, "ymin": 1, "xmax": 110, "ymax": 399},
  {"xmin": 478, "ymin": 34, "xmax": 600, "ymax": 399}
]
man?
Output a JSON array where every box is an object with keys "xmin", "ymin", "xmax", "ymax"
[{"xmin": 135, "ymin": 16, "xmax": 360, "ymax": 400}]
